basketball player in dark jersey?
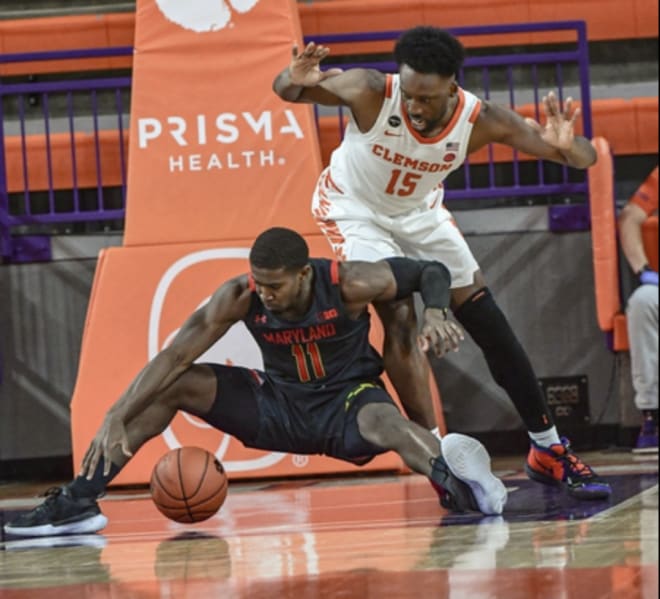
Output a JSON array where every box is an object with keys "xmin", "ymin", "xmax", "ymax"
[{"xmin": 5, "ymin": 227, "xmax": 506, "ymax": 538}]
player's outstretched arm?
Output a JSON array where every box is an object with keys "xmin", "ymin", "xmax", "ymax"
[
  {"xmin": 470, "ymin": 91, "xmax": 596, "ymax": 169},
  {"xmin": 79, "ymin": 276, "xmax": 251, "ymax": 478},
  {"xmin": 272, "ymin": 41, "xmax": 377, "ymax": 108}
]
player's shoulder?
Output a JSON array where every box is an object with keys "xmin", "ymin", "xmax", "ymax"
[
  {"xmin": 473, "ymin": 98, "xmax": 501, "ymax": 121},
  {"xmin": 229, "ymin": 272, "xmax": 250, "ymax": 288},
  {"xmin": 364, "ymin": 69, "xmax": 387, "ymax": 92},
  {"xmin": 202, "ymin": 274, "xmax": 252, "ymax": 323},
  {"xmin": 216, "ymin": 273, "xmax": 252, "ymax": 302}
]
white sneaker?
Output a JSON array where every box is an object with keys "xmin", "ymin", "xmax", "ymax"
[{"xmin": 441, "ymin": 433, "xmax": 508, "ymax": 515}]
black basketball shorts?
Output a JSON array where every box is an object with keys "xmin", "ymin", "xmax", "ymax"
[{"xmin": 194, "ymin": 363, "xmax": 396, "ymax": 465}]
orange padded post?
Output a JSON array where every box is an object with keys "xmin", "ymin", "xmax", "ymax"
[
  {"xmin": 70, "ymin": 0, "xmax": 404, "ymax": 485},
  {"xmin": 588, "ymin": 137, "xmax": 620, "ymax": 334}
]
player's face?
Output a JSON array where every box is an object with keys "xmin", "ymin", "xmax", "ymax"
[
  {"xmin": 399, "ymin": 64, "xmax": 458, "ymax": 136},
  {"xmin": 251, "ymin": 264, "xmax": 309, "ymax": 315}
]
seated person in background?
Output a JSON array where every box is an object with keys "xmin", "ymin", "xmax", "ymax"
[
  {"xmin": 5, "ymin": 227, "xmax": 507, "ymax": 538},
  {"xmin": 618, "ymin": 166, "xmax": 658, "ymax": 453}
]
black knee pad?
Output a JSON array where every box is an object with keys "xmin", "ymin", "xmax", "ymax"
[
  {"xmin": 454, "ymin": 288, "xmax": 553, "ymax": 432},
  {"xmin": 454, "ymin": 288, "xmax": 521, "ymax": 354}
]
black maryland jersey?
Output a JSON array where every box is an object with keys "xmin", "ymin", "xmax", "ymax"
[{"xmin": 244, "ymin": 259, "xmax": 383, "ymax": 389}]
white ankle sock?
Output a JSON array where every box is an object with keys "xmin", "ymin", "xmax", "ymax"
[
  {"xmin": 430, "ymin": 427, "xmax": 442, "ymax": 441},
  {"xmin": 529, "ymin": 426, "xmax": 561, "ymax": 448}
]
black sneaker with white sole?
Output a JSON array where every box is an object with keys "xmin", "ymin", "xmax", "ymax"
[
  {"xmin": 441, "ymin": 433, "xmax": 508, "ymax": 515},
  {"xmin": 429, "ymin": 433, "xmax": 508, "ymax": 515},
  {"xmin": 430, "ymin": 455, "xmax": 481, "ymax": 513},
  {"xmin": 3, "ymin": 486, "xmax": 108, "ymax": 537}
]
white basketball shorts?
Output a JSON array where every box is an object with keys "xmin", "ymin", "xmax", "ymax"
[{"xmin": 312, "ymin": 168, "xmax": 480, "ymax": 289}]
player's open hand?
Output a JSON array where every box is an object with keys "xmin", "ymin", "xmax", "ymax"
[
  {"xmin": 288, "ymin": 42, "xmax": 344, "ymax": 87},
  {"xmin": 525, "ymin": 91, "xmax": 579, "ymax": 151},
  {"xmin": 418, "ymin": 308, "xmax": 464, "ymax": 356},
  {"xmin": 80, "ymin": 413, "xmax": 133, "ymax": 480}
]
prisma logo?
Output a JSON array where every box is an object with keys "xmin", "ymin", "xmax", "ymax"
[
  {"xmin": 137, "ymin": 111, "xmax": 304, "ymax": 148},
  {"xmin": 137, "ymin": 110, "xmax": 305, "ymax": 172},
  {"xmin": 155, "ymin": 0, "xmax": 261, "ymax": 33}
]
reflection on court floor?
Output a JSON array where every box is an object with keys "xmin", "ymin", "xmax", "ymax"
[{"xmin": 0, "ymin": 451, "xmax": 657, "ymax": 599}]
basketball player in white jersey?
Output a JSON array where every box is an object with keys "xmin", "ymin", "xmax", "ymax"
[{"xmin": 273, "ymin": 26, "xmax": 610, "ymax": 500}]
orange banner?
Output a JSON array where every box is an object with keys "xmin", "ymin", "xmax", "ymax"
[
  {"xmin": 124, "ymin": 0, "xmax": 322, "ymax": 246},
  {"xmin": 71, "ymin": 235, "xmax": 404, "ymax": 485},
  {"xmin": 70, "ymin": 1, "xmax": 420, "ymax": 484}
]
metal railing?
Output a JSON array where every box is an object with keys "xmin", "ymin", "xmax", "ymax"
[
  {"xmin": 0, "ymin": 22, "xmax": 593, "ymax": 260},
  {"xmin": 0, "ymin": 46, "xmax": 132, "ymax": 258}
]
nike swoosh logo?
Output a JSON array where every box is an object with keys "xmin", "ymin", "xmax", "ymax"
[{"xmin": 384, "ymin": 131, "xmax": 402, "ymax": 137}]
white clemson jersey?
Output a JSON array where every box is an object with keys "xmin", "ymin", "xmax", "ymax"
[{"xmin": 327, "ymin": 74, "xmax": 481, "ymax": 216}]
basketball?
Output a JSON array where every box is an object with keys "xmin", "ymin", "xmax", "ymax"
[{"xmin": 150, "ymin": 447, "xmax": 228, "ymax": 523}]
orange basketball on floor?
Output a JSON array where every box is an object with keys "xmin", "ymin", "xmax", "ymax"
[{"xmin": 150, "ymin": 447, "xmax": 228, "ymax": 523}]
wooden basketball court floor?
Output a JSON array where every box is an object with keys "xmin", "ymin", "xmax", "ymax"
[{"xmin": 0, "ymin": 449, "xmax": 657, "ymax": 599}]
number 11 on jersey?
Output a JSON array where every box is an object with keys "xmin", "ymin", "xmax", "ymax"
[{"xmin": 291, "ymin": 342, "xmax": 326, "ymax": 382}]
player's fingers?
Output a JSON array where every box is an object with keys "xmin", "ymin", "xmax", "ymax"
[
  {"xmin": 437, "ymin": 322, "xmax": 463, "ymax": 354},
  {"xmin": 423, "ymin": 329, "xmax": 445, "ymax": 356},
  {"xmin": 417, "ymin": 335, "xmax": 430, "ymax": 353},
  {"xmin": 102, "ymin": 444, "xmax": 112, "ymax": 477},
  {"xmin": 542, "ymin": 96, "xmax": 552, "ymax": 118},
  {"xmin": 80, "ymin": 445, "xmax": 93, "ymax": 477},
  {"xmin": 544, "ymin": 92, "xmax": 559, "ymax": 116},
  {"xmin": 314, "ymin": 45, "xmax": 329, "ymax": 57},
  {"xmin": 561, "ymin": 97, "xmax": 576, "ymax": 121},
  {"xmin": 85, "ymin": 445, "xmax": 101, "ymax": 480},
  {"xmin": 569, "ymin": 106, "xmax": 580, "ymax": 125},
  {"xmin": 437, "ymin": 335, "xmax": 450, "ymax": 356},
  {"xmin": 291, "ymin": 44, "xmax": 298, "ymax": 57},
  {"xmin": 302, "ymin": 41, "xmax": 315, "ymax": 56},
  {"xmin": 445, "ymin": 327, "xmax": 463, "ymax": 351},
  {"xmin": 121, "ymin": 437, "xmax": 133, "ymax": 458}
]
